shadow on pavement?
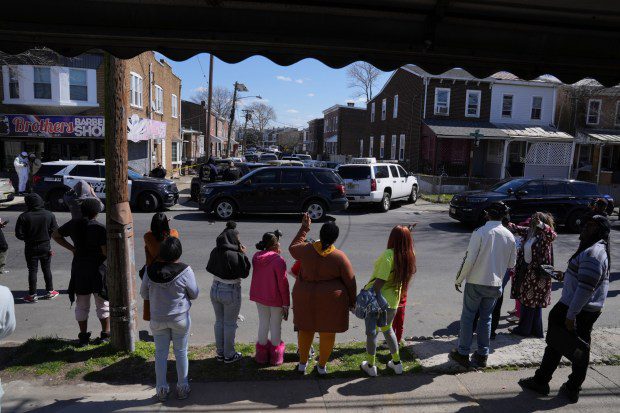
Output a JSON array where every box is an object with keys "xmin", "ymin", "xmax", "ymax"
[
  {"xmin": 428, "ymin": 222, "xmax": 472, "ymax": 234},
  {"xmin": 451, "ymin": 390, "xmax": 570, "ymax": 413},
  {"xmin": 337, "ymin": 374, "xmax": 434, "ymax": 397},
  {"xmin": 172, "ymin": 212, "xmax": 341, "ymax": 224}
]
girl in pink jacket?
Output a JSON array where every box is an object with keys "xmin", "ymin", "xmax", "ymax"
[{"xmin": 250, "ymin": 232, "xmax": 290, "ymax": 365}]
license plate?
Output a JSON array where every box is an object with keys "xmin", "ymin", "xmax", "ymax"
[{"xmin": 450, "ymin": 207, "xmax": 456, "ymax": 214}]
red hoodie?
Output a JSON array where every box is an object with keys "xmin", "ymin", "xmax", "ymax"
[{"xmin": 249, "ymin": 250, "xmax": 290, "ymax": 307}]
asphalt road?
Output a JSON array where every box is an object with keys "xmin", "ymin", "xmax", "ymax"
[{"xmin": 1, "ymin": 200, "xmax": 619, "ymax": 345}]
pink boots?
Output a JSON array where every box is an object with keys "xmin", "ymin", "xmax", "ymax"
[
  {"xmin": 255, "ymin": 341, "xmax": 270, "ymax": 364},
  {"xmin": 270, "ymin": 341, "xmax": 285, "ymax": 366}
]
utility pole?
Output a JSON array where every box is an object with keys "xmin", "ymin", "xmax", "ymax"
[
  {"xmin": 205, "ymin": 54, "xmax": 213, "ymax": 158},
  {"xmin": 226, "ymin": 81, "xmax": 248, "ymax": 157},
  {"xmin": 241, "ymin": 109, "xmax": 252, "ymax": 148},
  {"xmin": 104, "ymin": 53, "xmax": 137, "ymax": 352}
]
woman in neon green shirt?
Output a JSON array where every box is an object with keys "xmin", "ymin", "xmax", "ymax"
[{"xmin": 361, "ymin": 225, "xmax": 416, "ymax": 376}]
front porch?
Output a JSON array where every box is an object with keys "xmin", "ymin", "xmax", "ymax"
[{"xmin": 574, "ymin": 130, "xmax": 620, "ymax": 199}]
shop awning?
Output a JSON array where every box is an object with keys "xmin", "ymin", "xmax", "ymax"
[
  {"xmin": 577, "ymin": 130, "xmax": 620, "ymax": 144},
  {"xmin": 424, "ymin": 119, "xmax": 573, "ymax": 142},
  {"xmin": 2, "ymin": 1, "xmax": 620, "ymax": 85},
  {"xmin": 325, "ymin": 135, "xmax": 338, "ymax": 143}
]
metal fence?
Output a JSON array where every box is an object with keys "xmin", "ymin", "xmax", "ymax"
[{"xmin": 417, "ymin": 174, "xmax": 502, "ymax": 197}]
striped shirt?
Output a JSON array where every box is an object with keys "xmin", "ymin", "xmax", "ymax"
[{"xmin": 560, "ymin": 240, "xmax": 609, "ymax": 320}]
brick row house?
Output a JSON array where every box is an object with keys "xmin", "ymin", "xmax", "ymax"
[
  {"xmin": 364, "ymin": 65, "xmax": 572, "ymax": 179},
  {"xmin": 556, "ymin": 80, "xmax": 620, "ymax": 197},
  {"xmin": 0, "ymin": 50, "xmax": 182, "ymax": 178},
  {"xmin": 306, "ymin": 118, "xmax": 324, "ymax": 158},
  {"xmin": 322, "ymin": 102, "xmax": 367, "ymax": 162},
  {"xmin": 181, "ymin": 100, "xmax": 231, "ymax": 161}
]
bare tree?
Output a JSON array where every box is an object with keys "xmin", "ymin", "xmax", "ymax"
[
  {"xmin": 277, "ymin": 129, "xmax": 303, "ymax": 153},
  {"xmin": 192, "ymin": 85, "xmax": 233, "ymax": 117},
  {"xmin": 346, "ymin": 62, "xmax": 381, "ymax": 102},
  {"xmin": 0, "ymin": 48, "xmax": 61, "ymax": 66},
  {"xmin": 247, "ymin": 102, "xmax": 276, "ymax": 133}
]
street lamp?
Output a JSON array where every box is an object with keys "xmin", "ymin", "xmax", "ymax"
[{"xmin": 226, "ymin": 81, "xmax": 262, "ymax": 157}]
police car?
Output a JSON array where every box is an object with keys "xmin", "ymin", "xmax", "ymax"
[
  {"xmin": 32, "ymin": 160, "xmax": 179, "ymax": 212},
  {"xmin": 336, "ymin": 158, "xmax": 419, "ymax": 212}
]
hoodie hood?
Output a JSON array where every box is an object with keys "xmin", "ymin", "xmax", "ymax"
[
  {"xmin": 73, "ymin": 180, "xmax": 93, "ymax": 199},
  {"xmin": 253, "ymin": 250, "xmax": 281, "ymax": 267},
  {"xmin": 25, "ymin": 193, "xmax": 45, "ymax": 211},
  {"xmin": 216, "ymin": 229, "xmax": 240, "ymax": 251},
  {"xmin": 147, "ymin": 261, "xmax": 190, "ymax": 284}
]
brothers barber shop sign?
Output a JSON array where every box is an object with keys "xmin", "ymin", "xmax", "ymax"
[{"xmin": 0, "ymin": 114, "xmax": 104, "ymax": 138}]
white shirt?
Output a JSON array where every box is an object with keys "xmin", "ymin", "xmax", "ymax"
[
  {"xmin": 456, "ymin": 221, "xmax": 517, "ymax": 287},
  {"xmin": 0, "ymin": 285, "xmax": 16, "ymax": 341},
  {"xmin": 524, "ymin": 237, "xmax": 535, "ymax": 264}
]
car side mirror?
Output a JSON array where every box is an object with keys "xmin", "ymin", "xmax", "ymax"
[{"xmin": 506, "ymin": 188, "xmax": 514, "ymax": 195}]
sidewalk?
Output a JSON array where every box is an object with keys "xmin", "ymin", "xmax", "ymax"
[{"xmin": 3, "ymin": 365, "xmax": 619, "ymax": 412}]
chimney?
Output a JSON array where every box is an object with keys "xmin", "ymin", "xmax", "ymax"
[{"xmin": 347, "ymin": 101, "xmax": 355, "ymax": 107}]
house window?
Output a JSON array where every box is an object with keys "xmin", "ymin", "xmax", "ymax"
[
  {"xmin": 615, "ymin": 101, "xmax": 620, "ymax": 127},
  {"xmin": 531, "ymin": 96, "xmax": 543, "ymax": 120},
  {"xmin": 154, "ymin": 85, "xmax": 163, "ymax": 113},
  {"xmin": 130, "ymin": 72, "xmax": 143, "ymax": 108},
  {"xmin": 486, "ymin": 141, "xmax": 503, "ymax": 163},
  {"xmin": 465, "ymin": 90, "xmax": 481, "ymax": 117},
  {"xmin": 381, "ymin": 98, "xmax": 387, "ymax": 120},
  {"xmin": 8, "ymin": 66, "xmax": 19, "ymax": 99},
  {"xmin": 33, "ymin": 67, "xmax": 51, "ymax": 99},
  {"xmin": 335, "ymin": 116, "xmax": 338, "ymax": 128},
  {"xmin": 390, "ymin": 135, "xmax": 397, "ymax": 159},
  {"xmin": 172, "ymin": 141, "xmax": 182, "ymax": 163},
  {"xmin": 380, "ymin": 135, "xmax": 385, "ymax": 158},
  {"xmin": 359, "ymin": 139, "xmax": 364, "ymax": 157},
  {"xmin": 393, "ymin": 94, "xmax": 398, "ymax": 118},
  {"xmin": 586, "ymin": 99, "xmax": 601, "ymax": 125},
  {"xmin": 434, "ymin": 88, "xmax": 450, "ymax": 115},
  {"xmin": 171, "ymin": 94, "xmax": 178, "ymax": 118},
  {"xmin": 371, "ymin": 102, "xmax": 375, "ymax": 122},
  {"xmin": 501, "ymin": 94, "xmax": 513, "ymax": 118},
  {"xmin": 69, "ymin": 69, "xmax": 88, "ymax": 101},
  {"xmin": 369, "ymin": 136, "xmax": 374, "ymax": 157},
  {"xmin": 399, "ymin": 134, "xmax": 406, "ymax": 161}
]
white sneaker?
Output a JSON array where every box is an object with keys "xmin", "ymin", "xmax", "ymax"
[
  {"xmin": 507, "ymin": 315, "xmax": 520, "ymax": 323},
  {"xmin": 316, "ymin": 364, "xmax": 328, "ymax": 375},
  {"xmin": 297, "ymin": 362, "xmax": 307, "ymax": 374},
  {"xmin": 387, "ymin": 360, "xmax": 404, "ymax": 375},
  {"xmin": 360, "ymin": 361, "xmax": 378, "ymax": 377}
]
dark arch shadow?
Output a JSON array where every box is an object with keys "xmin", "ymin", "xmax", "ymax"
[{"xmin": 428, "ymin": 222, "xmax": 472, "ymax": 234}]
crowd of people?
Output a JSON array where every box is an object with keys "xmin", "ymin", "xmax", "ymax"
[{"xmin": 0, "ymin": 179, "xmax": 612, "ymax": 405}]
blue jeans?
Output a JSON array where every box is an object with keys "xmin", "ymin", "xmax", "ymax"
[
  {"xmin": 151, "ymin": 312, "xmax": 191, "ymax": 393},
  {"xmin": 458, "ymin": 283, "xmax": 501, "ymax": 356},
  {"xmin": 210, "ymin": 281, "xmax": 242, "ymax": 358}
]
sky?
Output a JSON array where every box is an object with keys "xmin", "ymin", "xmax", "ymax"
[{"xmin": 157, "ymin": 53, "xmax": 391, "ymax": 129}]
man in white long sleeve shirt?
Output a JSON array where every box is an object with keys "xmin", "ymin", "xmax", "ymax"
[
  {"xmin": 0, "ymin": 284, "xmax": 16, "ymax": 412},
  {"xmin": 449, "ymin": 202, "xmax": 517, "ymax": 369}
]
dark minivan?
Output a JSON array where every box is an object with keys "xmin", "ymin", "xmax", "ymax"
[
  {"xmin": 199, "ymin": 167, "xmax": 348, "ymax": 220},
  {"xmin": 449, "ymin": 178, "xmax": 614, "ymax": 232}
]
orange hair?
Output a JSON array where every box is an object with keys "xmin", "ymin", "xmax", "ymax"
[{"xmin": 387, "ymin": 225, "xmax": 417, "ymax": 289}]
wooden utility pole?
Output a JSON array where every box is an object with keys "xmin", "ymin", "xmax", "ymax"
[
  {"xmin": 205, "ymin": 54, "xmax": 213, "ymax": 158},
  {"xmin": 104, "ymin": 53, "xmax": 137, "ymax": 352},
  {"xmin": 226, "ymin": 81, "xmax": 239, "ymax": 157}
]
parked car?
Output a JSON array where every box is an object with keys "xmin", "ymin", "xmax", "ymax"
[
  {"xmin": 265, "ymin": 160, "xmax": 305, "ymax": 167},
  {"xmin": 199, "ymin": 167, "xmax": 348, "ymax": 221},
  {"xmin": 32, "ymin": 160, "xmax": 179, "ymax": 212},
  {"xmin": 259, "ymin": 153, "xmax": 278, "ymax": 162},
  {"xmin": 337, "ymin": 158, "xmax": 418, "ymax": 211},
  {"xmin": 190, "ymin": 162, "xmax": 268, "ymax": 201},
  {"xmin": 0, "ymin": 178, "xmax": 14, "ymax": 203},
  {"xmin": 449, "ymin": 178, "xmax": 614, "ymax": 231}
]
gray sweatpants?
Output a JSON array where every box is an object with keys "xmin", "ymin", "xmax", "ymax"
[{"xmin": 366, "ymin": 308, "xmax": 399, "ymax": 356}]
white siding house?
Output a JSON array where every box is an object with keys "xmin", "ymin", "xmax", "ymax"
[{"xmin": 490, "ymin": 81, "xmax": 556, "ymax": 126}]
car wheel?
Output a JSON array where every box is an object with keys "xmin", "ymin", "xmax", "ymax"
[
  {"xmin": 379, "ymin": 192, "xmax": 391, "ymax": 212},
  {"xmin": 408, "ymin": 185, "xmax": 418, "ymax": 204},
  {"xmin": 306, "ymin": 200, "xmax": 326, "ymax": 221},
  {"xmin": 48, "ymin": 188, "xmax": 68, "ymax": 212},
  {"xmin": 137, "ymin": 192, "xmax": 160, "ymax": 213},
  {"xmin": 567, "ymin": 210, "xmax": 585, "ymax": 233},
  {"xmin": 190, "ymin": 184, "xmax": 199, "ymax": 202},
  {"xmin": 214, "ymin": 198, "xmax": 236, "ymax": 220}
]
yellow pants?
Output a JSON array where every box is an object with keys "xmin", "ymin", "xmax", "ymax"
[{"xmin": 298, "ymin": 330, "xmax": 336, "ymax": 367}]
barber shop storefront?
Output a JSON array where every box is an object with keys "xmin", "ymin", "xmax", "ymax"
[{"xmin": 0, "ymin": 114, "xmax": 105, "ymax": 171}]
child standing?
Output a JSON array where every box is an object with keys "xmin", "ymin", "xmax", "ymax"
[{"xmin": 250, "ymin": 232, "xmax": 289, "ymax": 365}]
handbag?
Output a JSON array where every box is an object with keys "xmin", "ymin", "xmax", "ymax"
[{"xmin": 546, "ymin": 319, "xmax": 590, "ymax": 365}]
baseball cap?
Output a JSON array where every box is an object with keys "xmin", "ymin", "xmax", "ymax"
[{"xmin": 484, "ymin": 201, "xmax": 509, "ymax": 217}]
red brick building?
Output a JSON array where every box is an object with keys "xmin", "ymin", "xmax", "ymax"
[
  {"xmin": 306, "ymin": 118, "xmax": 324, "ymax": 158},
  {"xmin": 322, "ymin": 103, "xmax": 367, "ymax": 162}
]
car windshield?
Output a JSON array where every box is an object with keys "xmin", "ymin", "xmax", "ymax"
[{"xmin": 489, "ymin": 178, "xmax": 530, "ymax": 194}]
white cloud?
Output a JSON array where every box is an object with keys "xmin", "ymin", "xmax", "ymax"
[
  {"xmin": 286, "ymin": 109, "xmax": 299, "ymax": 114},
  {"xmin": 307, "ymin": 93, "xmax": 315, "ymax": 97},
  {"xmin": 294, "ymin": 79, "xmax": 304, "ymax": 84},
  {"xmin": 193, "ymin": 86, "xmax": 208, "ymax": 93},
  {"xmin": 357, "ymin": 96, "xmax": 367, "ymax": 103},
  {"xmin": 276, "ymin": 75, "xmax": 292, "ymax": 82}
]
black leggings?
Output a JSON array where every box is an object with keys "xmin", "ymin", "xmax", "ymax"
[{"xmin": 26, "ymin": 248, "xmax": 53, "ymax": 295}]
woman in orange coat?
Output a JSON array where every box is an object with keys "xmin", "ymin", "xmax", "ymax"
[{"xmin": 289, "ymin": 213, "xmax": 356, "ymax": 375}]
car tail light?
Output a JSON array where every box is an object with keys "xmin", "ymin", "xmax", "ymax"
[
  {"xmin": 33, "ymin": 175, "xmax": 42, "ymax": 185},
  {"xmin": 371, "ymin": 179, "xmax": 377, "ymax": 191},
  {"xmin": 335, "ymin": 184, "xmax": 345, "ymax": 196}
]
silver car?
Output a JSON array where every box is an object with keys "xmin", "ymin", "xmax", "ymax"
[{"xmin": 0, "ymin": 178, "xmax": 15, "ymax": 203}]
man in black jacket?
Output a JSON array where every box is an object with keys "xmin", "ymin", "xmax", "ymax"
[
  {"xmin": 206, "ymin": 221, "xmax": 251, "ymax": 363},
  {"xmin": 0, "ymin": 218, "xmax": 8, "ymax": 274},
  {"xmin": 15, "ymin": 193, "xmax": 59, "ymax": 303}
]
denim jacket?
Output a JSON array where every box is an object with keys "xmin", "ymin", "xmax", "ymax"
[{"xmin": 355, "ymin": 288, "xmax": 389, "ymax": 333}]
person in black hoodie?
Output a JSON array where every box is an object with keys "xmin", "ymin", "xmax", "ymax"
[
  {"xmin": 15, "ymin": 193, "xmax": 59, "ymax": 303},
  {"xmin": 52, "ymin": 198, "xmax": 109, "ymax": 346},
  {"xmin": 206, "ymin": 221, "xmax": 251, "ymax": 363},
  {"xmin": 0, "ymin": 218, "xmax": 8, "ymax": 274}
]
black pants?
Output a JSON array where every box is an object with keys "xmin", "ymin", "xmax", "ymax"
[
  {"xmin": 26, "ymin": 248, "xmax": 53, "ymax": 295},
  {"xmin": 534, "ymin": 302, "xmax": 601, "ymax": 390}
]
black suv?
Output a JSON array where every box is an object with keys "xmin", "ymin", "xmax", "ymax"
[
  {"xmin": 190, "ymin": 162, "xmax": 269, "ymax": 201},
  {"xmin": 199, "ymin": 167, "xmax": 348, "ymax": 220},
  {"xmin": 32, "ymin": 161, "xmax": 179, "ymax": 212},
  {"xmin": 449, "ymin": 178, "xmax": 614, "ymax": 232}
]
